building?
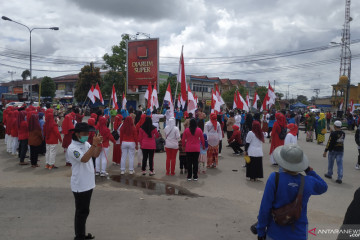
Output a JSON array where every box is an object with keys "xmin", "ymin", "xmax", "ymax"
[{"xmin": 331, "ymin": 76, "xmax": 359, "ymax": 110}]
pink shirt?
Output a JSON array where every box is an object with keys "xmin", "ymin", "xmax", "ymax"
[
  {"xmin": 181, "ymin": 128, "xmax": 205, "ymax": 153},
  {"xmin": 139, "ymin": 128, "xmax": 160, "ymax": 149}
]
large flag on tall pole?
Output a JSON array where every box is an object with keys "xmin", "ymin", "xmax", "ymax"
[
  {"xmin": 215, "ymin": 84, "xmax": 225, "ymax": 105},
  {"xmin": 260, "ymin": 82, "xmax": 276, "ymax": 111},
  {"xmin": 252, "ymin": 92, "xmax": 260, "ymax": 109},
  {"xmin": 111, "ymin": 84, "xmax": 118, "ymax": 110},
  {"xmin": 122, "ymin": 92, "xmax": 127, "ymax": 110},
  {"xmin": 177, "ymin": 47, "xmax": 187, "ymax": 109},
  {"xmin": 151, "ymin": 84, "xmax": 159, "ymax": 110},
  {"xmin": 164, "ymin": 83, "xmax": 174, "ymax": 114},
  {"xmin": 238, "ymin": 91, "xmax": 249, "ymax": 112},
  {"xmin": 87, "ymin": 85, "xmax": 96, "ymax": 104},
  {"xmin": 94, "ymin": 83, "xmax": 104, "ymax": 104}
]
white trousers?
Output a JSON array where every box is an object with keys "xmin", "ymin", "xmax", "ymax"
[
  {"xmin": 137, "ymin": 148, "xmax": 143, "ymax": 164},
  {"xmin": 121, "ymin": 142, "xmax": 135, "ymax": 171},
  {"xmin": 11, "ymin": 137, "xmax": 19, "ymax": 155},
  {"xmin": 46, "ymin": 144, "xmax": 57, "ymax": 165},
  {"xmin": 7, "ymin": 136, "xmax": 13, "ymax": 153},
  {"xmin": 5, "ymin": 132, "xmax": 8, "ymax": 144},
  {"xmin": 270, "ymin": 153, "xmax": 277, "ymax": 164},
  {"xmin": 96, "ymin": 147, "xmax": 109, "ymax": 173}
]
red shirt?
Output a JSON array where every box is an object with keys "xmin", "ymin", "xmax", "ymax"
[
  {"xmin": 10, "ymin": 119, "xmax": 18, "ymax": 137},
  {"xmin": 121, "ymin": 127, "xmax": 139, "ymax": 146},
  {"xmin": 228, "ymin": 130, "xmax": 241, "ymax": 144},
  {"xmin": 44, "ymin": 124, "xmax": 62, "ymax": 144},
  {"xmin": 101, "ymin": 131, "xmax": 115, "ymax": 148},
  {"xmin": 181, "ymin": 128, "xmax": 205, "ymax": 153},
  {"xmin": 18, "ymin": 121, "xmax": 29, "ymax": 140},
  {"xmin": 138, "ymin": 128, "xmax": 158, "ymax": 149}
]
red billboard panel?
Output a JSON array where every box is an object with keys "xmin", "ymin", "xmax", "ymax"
[{"xmin": 127, "ymin": 38, "xmax": 159, "ymax": 93}]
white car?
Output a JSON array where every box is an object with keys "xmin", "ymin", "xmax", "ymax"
[{"xmin": 5, "ymin": 102, "xmax": 24, "ymax": 108}]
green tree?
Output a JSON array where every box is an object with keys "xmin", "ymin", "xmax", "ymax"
[
  {"xmin": 255, "ymin": 86, "xmax": 268, "ymax": 108},
  {"xmin": 21, "ymin": 69, "xmax": 30, "ymax": 80},
  {"xmin": 102, "ymin": 34, "xmax": 129, "ymax": 98},
  {"xmin": 275, "ymin": 92, "xmax": 284, "ymax": 100},
  {"xmin": 297, "ymin": 95, "xmax": 308, "ymax": 105},
  {"xmin": 222, "ymin": 86, "xmax": 246, "ymax": 108},
  {"xmin": 158, "ymin": 75, "xmax": 181, "ymax": 106},
  {"xmin": 40, "ymin": 76, "xmax": 56, "ymax": 98},
  {"xmin": 74, "ymin": 65, "xmax": 102, "ymax": 102}
]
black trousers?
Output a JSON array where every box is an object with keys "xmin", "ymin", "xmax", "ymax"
[
  {"xmin": 186, "ymin": 152, "xmax": 199, "ymax": 179},
  {"xmin": 327, "ymin": 119, "xmax": 331, "ymax": 130},
  {"xmin": 18, "ymin": 139, "xmax": 28, "ymax": 163},
  {"xmin": 73, "ymin": 189, "xmax": 93, "ymax": 240},
  {"xmin": 219, "ymin": 140, "xmax": 222, "ymax": 154},
  {"xmin": 227, "ymin": 131, "xmax": 233, "ymax": 140},
  {"xmin": 176, "ymin": 119, "xmax": 181, "ymax": 131},
  {"xmin": 267, "ymin": 127, "xmax": 273, "ymax": 138},
  {"xmin": 30, "ymin": 145, "xmax": 40, "ymax": 166},
  {"xmin": 229, "ymin": 141, "xmax": 243, "ymax": 153},
  {"xmin": 142, "ymin": 149, "xmax": 155, "ymax": 171},
  {"xmin": 179, "ymin": 155, "xmax": 187, "ymax": 170},
  {"xmin": 358, "ymin": 150, "xmax": 360, "ymax": 165}
]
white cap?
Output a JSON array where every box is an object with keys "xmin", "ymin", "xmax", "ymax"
[{"xmin": 334, "ymin": 120, "xmax": 342, "ymax": 127}]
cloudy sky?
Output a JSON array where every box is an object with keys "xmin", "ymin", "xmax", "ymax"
[{"xmin": 1, "ymin": 0, "xmax": 360, "ymax": 99}]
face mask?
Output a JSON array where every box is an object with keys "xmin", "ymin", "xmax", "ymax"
[{"xmin": 79, "ymin": 136, "xmax": 88, "ymax": 143}]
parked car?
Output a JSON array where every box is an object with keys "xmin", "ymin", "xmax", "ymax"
[{"xmin": 5, "ymin": 102, "xmax": 24, "ymax": 108}]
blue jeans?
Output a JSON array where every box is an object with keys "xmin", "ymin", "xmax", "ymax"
[{"xmin": 327, "ymin": 151, "xmax": 343, "ymax": 180}]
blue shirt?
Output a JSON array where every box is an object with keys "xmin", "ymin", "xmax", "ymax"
[
  {"xmin": 121, "ymin": 109, "xmax": 129, "ymax": 118},
  {"xmin": 268, "ymin": 119, "xmax": 275, "ymax": 128},
  {"xmin": 175, "ymin": 110, "xmax": 183, "ymax": 120},
  {"xmin": 257, "ymin": 171, "xmax": 327, "ymax": 240},
  {"xmin": 288, "ymin": 118, "xmax": 295, "ymax": 124},
  {"xmin": 104, "ymin": 108, "xmax": 110, "ymax": 117},
  {"xmin": 241, "ymin": 114, "xmax": 245, "ymax": 124}
]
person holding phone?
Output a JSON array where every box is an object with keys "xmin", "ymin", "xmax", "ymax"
[{"xmin": 67, "ymin": 122, "xmax": 102, "ymax": 240}]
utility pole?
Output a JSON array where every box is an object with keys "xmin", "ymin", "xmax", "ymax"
[{"xmin": 8, "ymin": 71, "xmax": 16, "ymax": 81}]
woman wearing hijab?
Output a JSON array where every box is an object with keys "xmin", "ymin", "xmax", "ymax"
[
  {"xmin": 316, "ymin": 113, "xmax": 326, "ymax": 144},
  {"xmin": 182, "ymin": 118, "xmax": 205, "ymax": 181},
  {"xmin": 112, "ymin": 114, "xmax": 123, "ymax": 166},
  {"xmin": 62, "ymin": 114, "xmax": 75, "ymax": 166},
  {"xmin": 204, "ymin": 113, "xmax": 222, "ymax": 168},
  {"xmin": 18, "ymin": 111, "xmax": 29, "ymax": 165},
  {"xmin": 135, "ymin": 114, "xmax": 146, "ymax": 167},
  {"xmin": 245, "ymin": 121, "xmax": 264, "ymax": 181},
  {"xmin": 10, "ymin": 110, "xmax": 19, "ymax": 156},
  {"xmin": 164, "ymin": 117, "xmax": 180, "ymax": 176},
  {"xmin": 285, "ymin": 123, "xmax": 298, "ymax": 145},
  {"xmin": 306, "ymin": 112, "xmax": 315, "ymax": 142},
  {"xmin": 28, "ymin": 114, "xmax": 43, "ymax": 168},
  {"xmin": 269, "ymin": 112, "xmax": 286, "ymax": 165},
  {"xmin": 44, "ymin": 113, "xmax": 62, "ymax": 169},
  {"xmin": 96, "ymin": 116, "xmax": 116, "ymax": 177},
  {"xmin": 6, "ymin": 110, "xmax": 13, "ymax": 153},
  {"xmin": 139, "ymin": 117, "xmax": 159, "ymax": 176},
  {"xmin": 119, "ymin": 116, "xmax": 138, "ymax": 174}
]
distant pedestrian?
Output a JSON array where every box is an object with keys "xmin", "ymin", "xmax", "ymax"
[
  {"xmin": 44, "ymin": 113, "xmax": 62, "ymax": 169},
  {"xmin": 120, "ymin": 116, "xmax": 138, "ymax": 175},
  {"xmin": 204, "ymin": 113, "xmax": 222, "ymax": 168},
  {"xmin": 269, "ymin": 113, "xmax": 286, "ymax": 165},
  {"xmin": 317, "ymin": 113, "xmax": 326, "ymax": 144},
  {"xmin": 284, "ymin": 123, "xmax": 298, "ymax": 145},
  {"xmin": 164, "ymin": 117, "xmax": 180, "ymax": 176},
  {"xmin": 139, "ymin": 117, "xmax": 159, "ymax": 176},
  {"xmin": 323, "ymin": 120, "xmax": 345, "ymax": 184},
  {"xmin": 227, "ymin": 125, "xmax": 243, "ymax": 155},
  {"xmin": 245, "ymin": 121, "xmax": 264, "ymax": 181},
  {"xmin": 28, "ymin": 114, "xmax": 43, "ymax": 168}
]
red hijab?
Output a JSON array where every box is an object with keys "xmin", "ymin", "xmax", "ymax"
[
  {"xmin": 88, "ymin": 118, "xmax": 96, "ymax": 127},
  {"xmin": 287, "ymin": 123, "xmax": 298, "ymax": 136},
  {"xmin": 90, "ymin": 113, "xmax": 97, "ymax": 119},
  {"xmin": 29, "ymin": 114, "xmax": 41, "ymax": 132},
  {"xmin": 114, "ymin": 114, "xmax": 123, "ymax": 130},
  {"xmin": 122, "ymin": 116, "xmax": 135, "ymax": 136},
  {"xmin": 62, "ymin": 114, "xmax": 75, "ymax": 135},
  {"xmin": 210, "ymin": 113, "xmax": 218, "ymax": 130},
  {"xmin": 252, "ymin": 120, "xmax": 264, "ymax": 143},
  {"xmin": 136, "ymin": 114, "xmax": 146, "ymax": 131},
  {"xmin": 98, "ymin": 116, "xmax": 110, "ymax": 138},
  {"xmin": 12, "ymin": 110, "xmax": 19, "ymax": 130},
  {"xmin": 17, "ymin": 111, "xmax": 27, "ymax": 129},
  {"xmin": 44, "ymin": 113, "xmax": 57, "ymax": 139},
  {"xmin": 275, "ymin": 112, "xmax": 286, "ymax": 128}
]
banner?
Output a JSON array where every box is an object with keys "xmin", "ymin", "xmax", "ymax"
[{"xmin": 127, "ymin": 38, "xmax": 159, "ymax": 93}]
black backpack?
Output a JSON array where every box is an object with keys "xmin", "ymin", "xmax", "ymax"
[{"xmin": 279, "ymin": 127, "xmax": 287, "ymax": 140}]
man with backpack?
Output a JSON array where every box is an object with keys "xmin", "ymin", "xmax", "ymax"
[{"xmin": 257, "ymin": 144, "xmax": 327, "ymax": 240}]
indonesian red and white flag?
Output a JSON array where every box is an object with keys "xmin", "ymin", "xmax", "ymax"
[
  {"xmin": 187, "ymin": 85, "xmax": 197, "ymax": 114},
  {"xmin": 246, "ymin": 92, "xmax": 250, "ymax": 109},
  {"xmin": 87, "ymin": 85, "xmax": 96, "ymax": 104},
  {"xmin": 252, "ymin": 92, "xmax": 260, "ymax": 109},
  {"xmin": 94, "ymin": 83, "xmax": 104, "ymax": 104},
  {"xmin": 111, "ymin": 85, "xmax": 118, "ymax": 110},
  {"xmin": 238, "ymin": 92, "xmax": 249, "ymax": 112},
  {"xmin": 93, "ymin": 84, "xmax": 100, "ymax": 101},
  {"xmin": 339, "ymin": 98, "xmax": 344, "ymax": 110},
  {"xmin": 164, "ymin": 83, "xmax": 174, "ymax": 114},
  {"xmin": 151, "ymin": 84, "xmax": 159, "ymax": 110},
  {"xmin": 144, "ymin": 82, "xmax": 152, "ymax": 100},
  {"xmin": 233, "ymin": 92, "xmax": 238, "ymax": 109},
  {"xmin": 177, "ymin": 47, "xmax": 187, "ymax": 108},
  {"xmin": 215, "ymin": 84, "xmax": 225, "ymax": 105},
  {"xmin": 267, "ymin": 82, "xmax": 276, "ymax": 108},
  {"xmin": 122, "ymin": 92, "xmax": 127, "ymax": 110},
  {"xmin": 211, "ymin": 89, "xmax": 221, "ymax": 113},
  {"xmin": 350, "ymin": 99, "xmax": 355, "ymax": 113}
]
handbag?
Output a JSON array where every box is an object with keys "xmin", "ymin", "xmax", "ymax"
[
  {"xmin": 271, "ymin": 173, "xmax": 304, "ymax": 226},
  {"xmin": 111, "ymin": 130, "xmax": 120, "ymax": 141},
  {"xmin": 244, "ymin": 155, "xmax": 251, "ymax": 164}
]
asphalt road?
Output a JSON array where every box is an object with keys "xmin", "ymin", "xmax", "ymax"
[{"xmin": 0, "ymin": 127, "xmax": 359, "ymax": 240}]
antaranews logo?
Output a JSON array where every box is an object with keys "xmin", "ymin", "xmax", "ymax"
[{"xmin": 307, "ymin": 225, "xmax": 360, "ymax": 240}]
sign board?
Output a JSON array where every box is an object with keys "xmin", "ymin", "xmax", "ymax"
[
  {"xmin": 206, "ymin": 100, "xmax": 212, "ymax": 106},
  {"xmin": 23, "ymin": 84, "xmax": 29, "ymax": 93},
  {"xmin": 127, "ymin": 38, "xmax": 159, "ymax": 93}
]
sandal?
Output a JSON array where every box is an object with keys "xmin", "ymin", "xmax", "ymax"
[{"xmin": 19, "ymin": 162, "xmax": 29, "ymax": 165}]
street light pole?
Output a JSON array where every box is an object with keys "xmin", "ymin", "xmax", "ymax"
[{"xmin": 2, "ymin": 16, "xmax": 59, "ymax": 102}]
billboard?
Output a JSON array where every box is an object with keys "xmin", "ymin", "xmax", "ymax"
[{"xmin": 127, "ymin": 38, "xmax": 159, "ymax": 93}]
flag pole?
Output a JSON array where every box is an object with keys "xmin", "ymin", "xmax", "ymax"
[
  {"xmin": 82, "ymin": 96, "xmax": 88, "ymax": 108},
  {"xmin": 174, "ymin": 45, "xmax": 183, "ymax": 108}
]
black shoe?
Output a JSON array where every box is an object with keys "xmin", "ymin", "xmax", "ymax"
[
  {"xmin": 324, "ymin": 174, "xmax": 332, "ymax": 179},
  {"xmin": 336, "ymin": 179, "xmax": 342, "ymax": 184}
]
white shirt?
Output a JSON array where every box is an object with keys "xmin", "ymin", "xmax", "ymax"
[
  {"xmin": 234, "ymin": 115, "xmax": 241, "ymax": 127},
  {"xmin": 67, "ymin": 140, "xmax": 95, "ymax": 192},
  {"xmin": 284, "ymin": 133, "xmax": 297, "ymax": 145},
  {"xmin": 204, "ymin": 121, "xmax": 222, "ymax": 146},
  {"xmin": 246, "ymin": 131, "xmax": 263, "ymax": 157},
  {"xmin": 152, "ymin": 114, "xmax": 164, "ymax": 123}
]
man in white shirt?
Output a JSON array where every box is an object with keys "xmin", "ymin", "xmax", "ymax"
[{"xmin": 67, "ymin": 123, "xmax": 102, "ymax": 240}]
